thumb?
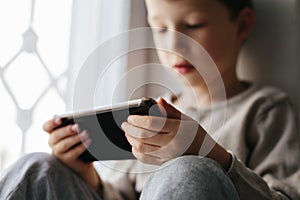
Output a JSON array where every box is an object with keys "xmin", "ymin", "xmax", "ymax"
[{"xmin": 156, "ymin": 97, "xmax": 181, "ymax": 119}]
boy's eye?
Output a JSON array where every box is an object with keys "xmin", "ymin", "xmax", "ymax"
[
  {"xmin": 157, "ymin": 27, "xmax": 168, "ymax": 33},
  {"xmin": 186, "ymin": 23, "xmax": 206, "ymax": 29}
]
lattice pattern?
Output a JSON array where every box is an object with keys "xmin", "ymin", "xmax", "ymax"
[{"xmin": 0, "ymin": 0, "xmax": 68, "ymax": 155}]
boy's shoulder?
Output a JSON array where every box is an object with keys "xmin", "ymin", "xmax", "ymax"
[
  {"xmin": 248, "ymin": 84, "xmax": 289, "ymax": 104},
  {"xmin": 240, "ymin": 84, "xmax": 292, "ymax": 116},
  {"xmin": 229, "ymin": 84, "xmax": 289, "ymax": 106}
]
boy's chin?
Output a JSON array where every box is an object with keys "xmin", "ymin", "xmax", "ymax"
[{"xmin": 177, "ymin": 70, "xmax": 204, "ymax": 85}]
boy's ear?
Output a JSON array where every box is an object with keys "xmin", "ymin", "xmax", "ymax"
[{"xmin": 236, "ymin": 7, "xmax": 255, "ymax": 44}]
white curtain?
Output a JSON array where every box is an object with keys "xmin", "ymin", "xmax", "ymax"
[{"xmin": 67, "ymin": 0, "xmax": 132, "ymax": 109}]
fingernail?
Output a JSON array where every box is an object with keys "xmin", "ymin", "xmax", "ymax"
[
  {"xmin": 127, "ymin": 116, "xmax": 134, "ymax": 123},
  {"xmin": 157, "ymin": 97, "xmax": 163, "ymax": 102},
  {"xmin": 157, "ymin": 97, "xmax": 165, "ymax": 104},
  {"xmin": 80, "ymin": 130, "xmax": 89, "ymax": 137},
  {"xmin": 128, "ymin": 115, "xmax": 149, "ymax": 126},
  {"xmin": 84, "ymin": 138, "xmax": 92, "ymax": 147},
  {"xmin": 72, "ymin": 124, "xmax": 79, "ymax": 133},
  {"xmin": 121, "ymin": 122, "xmax": 126, "ymax": 130},
  {"xmin": 54, "ymin": 117, "xmax": 61, "ymax": 125},
  {"xmin": 79, "ymin": 131, "xmax": 89, "ymax": 141}
]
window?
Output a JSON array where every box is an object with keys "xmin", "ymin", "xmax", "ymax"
[
  {"xmin": 0, "ymin": 0, "xmax": 70, "ymax": 172},
  {"xmin": 0, "ymin": 0, "xmax": 135, "ymax": 173}
]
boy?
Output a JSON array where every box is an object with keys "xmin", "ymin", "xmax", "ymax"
[{"xmin": 1, "ymin": 0, "xmax": 299, "ymax": 199}]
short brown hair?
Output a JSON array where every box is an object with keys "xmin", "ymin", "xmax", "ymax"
[{"xmin": 217, "ymin": 0, "xmax": 254, "ymax": 19}]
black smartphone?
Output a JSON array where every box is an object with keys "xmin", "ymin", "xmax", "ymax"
[{"xmin": 55, "ymin": 97, "xmax": 161, "ymax": 162}]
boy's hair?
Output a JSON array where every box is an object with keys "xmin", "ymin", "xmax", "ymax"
[{"xmin": 217, "ymin": 0, "xmax": 254, "ymax": 19}]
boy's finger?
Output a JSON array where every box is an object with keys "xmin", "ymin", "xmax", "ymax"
[
  {"xmin": 156, "ymin": 97, "xmax": 191, "ymax": 120},
  {"xmin": 43, "ymin": 117, "xmax": 62, "ymax": 133},
  {"xmin": 125, "ymin": 132, "xmax": 171, "ymax": 147},
  {"xmin": 126, "ymin": 115, "xmax": 166, "ymax": 132},
  {"xmin": 63, "ymin": 138, "xmax": 92, "ymax": 161},
  {"xmin": 156, "ymin": 97, "xmax": 180, "ymax": 119},
  {"xmin": 48, "ymin": 125, "xmax": 78, "ymax": 146},
  {"xmin": 122, "ymin": 122, "xmax": 159, "ymax": 139},
  {"xmin": 53, "ymin": 130, "xmax": 89, "ymax": 154},
  {"xmin": 127, "ymin": 115, "xmax": 181, "ymax": 133},
  {"xmin": 129, "ymin": 138, "xmax": 160, "ymax": 154},
  {"xmin": 132, "ymin": 148, "xmax": 161, "ymax": 165}
]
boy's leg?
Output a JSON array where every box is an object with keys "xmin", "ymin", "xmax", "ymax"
[
  {"xmin": 0, "ymin": 152, "xmax": 102, "ymax": 200},
  {"xmin": 140, "ymin": 156, "xmax": 238, "ymax": 200}
]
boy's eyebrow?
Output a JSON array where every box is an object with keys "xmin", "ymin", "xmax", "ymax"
[
  {"xmin": 148, "ymin": 13, "xmax": 207, "ymax": 24},
  {"xmin": 147, "ymin": 15, "xmax": 161, "ymax": 23}
]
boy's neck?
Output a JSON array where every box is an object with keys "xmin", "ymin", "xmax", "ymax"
[{"xmin": 181, "ymin": 78, "xmax": 249, "ymax": 108}]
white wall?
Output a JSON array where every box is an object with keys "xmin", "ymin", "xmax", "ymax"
[{"xmin": 237, "ymin": 0, "xmax": 300, "ymax": 117}]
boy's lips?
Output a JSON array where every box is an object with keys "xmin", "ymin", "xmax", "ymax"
[{"xmin": 173, "ymin": 62, "xmax": 195, "ymax": 74}]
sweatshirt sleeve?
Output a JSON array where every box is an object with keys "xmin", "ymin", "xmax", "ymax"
[
  {"xmin": 101, "ymin": 180, "xmax": 125, "ymax": 200},
  {"xmin": 227, "ymin": 98, "xmax": 300, "ymax": 199},
  {"xmin": 94, "ymin": 160, "xmax": 140, "ymax": 200}
]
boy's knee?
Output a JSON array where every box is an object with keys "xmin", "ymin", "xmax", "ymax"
[
  {"xmin": 162, "ymin": 155, "xmax": 223, "ymax": 178},
  {"xmin": 5, "ymin": 152, "xmax": 62, "ymax": 178},
  {"xmin": 169, "ymin": 155, "xmax": 220, "ymax": 169},
  {"xmin": 18, "ymin": 152, "xmax": 59, "ymax": 170},
  {"xmin": 0, "ymin": 152, "xmax": 63, "ymax": 197},
  {"xmin": 142, "ymin": 156, "xmax": 238, "ymax": 200},
  {"xmin": 21, "ymin": 152, "xmax": 56, "ymax": 163}
]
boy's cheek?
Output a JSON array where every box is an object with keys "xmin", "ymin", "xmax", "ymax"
[{"xmin": 156, "ymin": 51, "xmax": 175, "ymax": 67}]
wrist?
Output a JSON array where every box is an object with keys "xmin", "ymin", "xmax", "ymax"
[
  {"xmin": 96, "ymin": 179, "xmax": 104, "ymax": 197},
  {"xmin": 183, "ymin": 126, "xmax": 232, "ymax": 171},
  {"xmin": 80, "ymin": 164, "xmax": 102, "ymax": 192},
  {"xmin": 207, "ymin": 144, "xmax": 232, "ymax": 171}
]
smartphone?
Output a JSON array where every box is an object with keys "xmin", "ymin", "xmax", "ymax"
[{"xmin": 55, "ymin": 97, "xmax": 161, "ymax": 162}]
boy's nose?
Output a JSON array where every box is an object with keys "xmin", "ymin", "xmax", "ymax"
[{"xmin": 167, "ymin": 31, "xmax": 188, "ymax": 55}]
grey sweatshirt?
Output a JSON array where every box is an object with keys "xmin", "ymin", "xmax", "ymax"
[{"xmin": 94, "ymin": 85, "xmax": 300, "ymax": 200}]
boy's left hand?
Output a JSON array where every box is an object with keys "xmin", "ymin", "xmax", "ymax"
[{"xmin": 121, "ymin": 98, "xmax": 207, "ymax": 165}]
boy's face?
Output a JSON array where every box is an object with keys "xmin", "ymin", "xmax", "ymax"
[{"xmin": 146, "ymin": 0, "xmax": 242, "ymax": 85}]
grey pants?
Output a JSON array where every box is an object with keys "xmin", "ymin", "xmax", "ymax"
[
  {"xmin": 0, "ymin": 153, "xmax": 238, "ymax": 200},
  {"xmin": 141, "ymin": 155, "xmax": 239, "ymax": 200},
  {"xmin": 0, "ymin": 153, "xmax": 101, "ymax": 200}
]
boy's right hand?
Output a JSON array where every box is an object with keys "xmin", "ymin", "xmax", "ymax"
[{"xmin": 43, "ymin": 118, "xmax": 101, "ymax": 192}]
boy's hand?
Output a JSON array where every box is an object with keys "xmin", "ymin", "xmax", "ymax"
[
  {"xmin": 122, "ymin": 98, "xmax": 232, "ymax": 170},
  {"xmin": 43, "ymin": 119, "xmax": 101, "ymax": 192}
]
